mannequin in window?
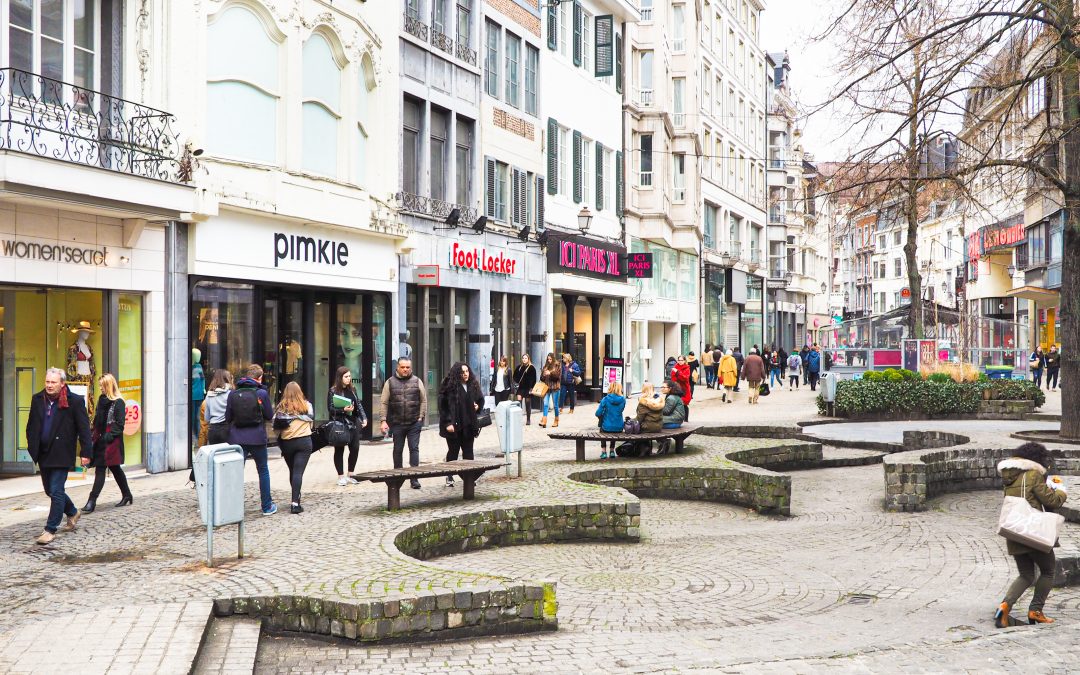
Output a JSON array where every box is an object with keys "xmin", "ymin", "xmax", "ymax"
[
  {"xmin": 282, "ymin": 335, "xmax": 302, "ymax": 382},
  {"xmin": 192, "ymin": 348, "xmax": 206, "ymax": 438},
  {"xmin": 66, "ymin": 320, "xmax": 97, "ymax": 417}
]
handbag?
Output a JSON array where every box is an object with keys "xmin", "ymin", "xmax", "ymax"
[
  {"xmin": 476, "ymin": 409, "xmax": 492, "ymax": 429},
  {"xmin": 997, "ymin": 474, "xmax": 1064, "ymax": 553},
  {"xmin": 319, "ymin": 419, "xmax": 353, "ymax": 447},
  {"xmin": 531, "ymin": 381, "xmax": 549, "ymax": 398},
  {"xmin": 759, "ymin": 383, "xmax": 771, "ymax": 396},
  {"xmin": 623, "ymin": 418, "xmax": 641, "ymax": 434},
  {"xmin": 573, "ymin": 375, "xmax": 582, "ymax": 386}
]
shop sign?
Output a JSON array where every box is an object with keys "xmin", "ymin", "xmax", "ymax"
[
  {"xmin": 968, "ymin": 214, "xmax": 1024, "ymax": 260},
  {"xmin": 602, "ymin": 357, "xmax": 624, "ymax": 389},
  {"xmin": 273, "ymin": 232, "xmax": 349, "ymax": 268},
  {"xmin": 546, "ymin": 233, "xmax": 626, "ymax": 281},
  {"xmin": 626, "ymin": 252, "xmax": 654, "ymax": 278},
  {"xmin": 416, "ymin": 265, "xmax": 440, "ymax": 286},
  {"xmin": 1, "ymin": 237, "xmax": 109, "ymax": 266},
  {"xmin": 447, "ymin": 242, "xmax": 519, "ymax": 276}
]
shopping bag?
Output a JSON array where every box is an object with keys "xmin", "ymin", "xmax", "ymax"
[
  {"xmin": 530, "ymin": 381, "xmax": 549, "ymax": 398},
  {"xmin": 997, "ymin": 495, "xmax": 1064, "ymax": 553}
]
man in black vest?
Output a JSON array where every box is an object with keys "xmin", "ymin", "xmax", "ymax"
[
  {"xmin": 378, "ymin": 357, "xmax": 427, "ymax": 489},
  {"xmin": 26, "ymin": 368, "xmax": 93, "ymax": 545}
]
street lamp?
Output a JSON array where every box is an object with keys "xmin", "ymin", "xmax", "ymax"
[
  {"xmin": 1006, "ymin": 265, "xmax": 1016, "ymax": 277},
  {"xmin": 577, "ymin": 206, "xmax": 593, "ymax": 234},
  {"xmin": 820, "ymin": 282, "xmax": 827, "ymax": 294}
]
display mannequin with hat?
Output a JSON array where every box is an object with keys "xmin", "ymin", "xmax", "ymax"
[{"xmin": 66, "ymin": 321, "xmax": 97, "ymax": 417}]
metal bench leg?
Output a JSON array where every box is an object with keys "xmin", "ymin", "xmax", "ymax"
[
  {"xmin": 576, "ymin": 440, "xmax": 586, "ymax": 462},
  {"xmin": 675, "ymin": 437, "xmax": 685, "ymax": 454},
  {"xmin": 386, "ymin": 479, "xmax": 405, "ymax": 511},
  {"xmin": 462, "ymin": 473, "xmax": 478, "ymax": 500}
]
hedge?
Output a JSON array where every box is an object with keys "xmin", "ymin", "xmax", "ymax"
[{"xmin": 818, "ymin": 379, "xmax": 1045, "ymax": 417}]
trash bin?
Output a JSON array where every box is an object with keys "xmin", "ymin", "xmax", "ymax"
[
  {"xmin": 494, "ymin": 400, "xmax": 524, "ymax": 477},
  {"xmin": 985, "ymin": 365, "xmax": 1015, "ymax": 380},
  {"xmin": 193, "ymin": 443, "xmax": 245, "ymax": 527},
  {"xmin": 819, "ymin": 372, "xmax": 838, "ymax": 403}
]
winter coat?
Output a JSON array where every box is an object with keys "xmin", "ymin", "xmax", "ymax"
[
  {"xmin": 225, "ymin": 378, "xmax": 274, "ymax": 446},
  {"xmin": 595, "ymin": 393, "xmax": 627, "ymax": 432},
  {"xmin": 806, "ymin": 350, "xmax": 822, "ymax": 374},
  {"xmin": 203, "ymin": 387, "xmax": 231, "ymax": 424},
  {"xmin": 671, "ymin": 363, "xmax": 692, "ymax": 404},
  {"xmin": 329, "ymin": 387, "xmax": 368, "ymax": 427},
  {"xmin": 489, "ymin": 367, "xmax": 511, "ymax": 395},
  {"xmin": 541, "ymin": 363, "xmax": 562, "ymax": 391},
  {"xmin": 742, "ymin": 354, "xmax": 766, "ymax": 382},
  {"xmin": 438, "ymin": 380, "xmax": 484, "ymax": 439},
  {"xmin": 276, "ymin": 402, "xmax": 314, "ymax": 441},
  {"xmin": 1030, "ymin": 351, "xmax": 1046, "ymax": 370},
  {"xmin": 661, "ymin": 394, "xmax": 687, "ymax": 426},
  {"xmin": 1046, "ymin": 351, "xmax": 1061, "ymax": 369},
  {"xmin": 687, "ymin": 355, "xmax": 700, "ymax": 381},
  {"xmin": 636, "ymin": 394, "xmax": 665, "ymax": 432},
  {"xmin": 777, "ymin": 349, "xmax": 789, "ymax": 369},
  {"xmin": 89, "ymin": 394, "xmax": 126, "ymax": 467},
  {"xmin": 513, "ymin": 363, "xmax": 537, "ymax": 395},
  {"xmin": 561, "ymin": 360, "xmax": 581, "ymax": 386},
  {"xmin": 998, "ymin": 457, "xmax": 1067, "ymax": 555},
  {"xmin": 787, "ymin": 354, "xmax": 802, "ymax": 376},
  {"xmin": 26, "ymin": 387, "xmax": 93, "ymax": 468},
  {"xmin": 701, "ymin": 350, "xmax": 715, "ymax": 367},
  {"xmin": 733, "ymin": 350, "xmax": 745, "ymax": 374},
  {"xmin": 719, "ymin": 354, "xmax": 739, "ymax": 387},
  {"xmin": 378, "ymin": 374, "xmax": 426, "ymax": 427}
]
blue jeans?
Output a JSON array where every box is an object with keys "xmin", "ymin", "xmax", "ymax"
[
  {"xmin": 241, "ymin": 444, "xmax": 273, "ymax": 513},
  {"xmin": 543, "ymin": 390, "xmax": 561, "ymax": 417},
  {"xmin": 770, "ymin": 368, "xmax": 782, "ymax": 388},
  {"xmin": 662, "ymin": 422, "xmax": 683, "ymax": 429},
  {"xmin": 40, "ymin": 467, "xmax": 77, "ymax": 534}
]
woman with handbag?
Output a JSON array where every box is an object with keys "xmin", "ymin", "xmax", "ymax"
[
  {"xmin": 82, "ymin": 373, "xmax": 132, "ymax": 513},
  {"xmin": 490, "ymin": 356, "xmax": 512, "ymax": 405},
  {"xmin": 274, "ymin": 382, "xmax": 314, "ymax": 514},
  {"xmin": 513, "ymin": 353, "xmax": 537, "ymax": 425},
  {"xmin": 560, "ymin": 353, "xmax": 581, "ymax": 414},
  {"xmin": 539, "ymin": 353, "xmax": 562, "ymax": 428},
  {"xmin": 438, "ymin": 361, "xmax": 484, "ymax": 487},
  {"xmin": 328, "ymin": 366, "xmax": 368, "ymax": 487},
  {"xmin": 995, "ymin": 442, "xmax": 1068, "ymax": 627}
]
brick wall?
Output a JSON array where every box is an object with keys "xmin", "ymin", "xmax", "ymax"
[{"xmin": 486, "ymin": 0, "xmax": 541, "ymax": 37}]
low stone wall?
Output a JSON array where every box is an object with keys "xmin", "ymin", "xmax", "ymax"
[
  {"xmin": 1056, "ymin": 547, "xmax": 1080, "ymax": 588},
  {"xmin": 978, "ymin": 400, "xmax": 1036, "ymax": 420},
  {"xmin": 570, "ymin": 466, "xmax": 792, "ymax": 516},
  {"xmin": 215, "ymin": 584, "xmax": 558, "ymax": 644},
  {"xmin": 902, "ymin": 431, "xmax": 970, "ymax": 450},
  {"xmin": 697, "ymin": 426, "xmax": 805, "ymax": 440},
  {"xmin": 724, "ymin": 443, "xmax": 823, "ymax": 471}
]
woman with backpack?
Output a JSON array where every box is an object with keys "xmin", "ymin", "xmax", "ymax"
[
  {"xmin": 328, "ymin": 366, "xmax": 368, "ymax": 486},
  {"xmin": 786, "ymin": 351, "xmax": 802, "ymax": 389},
  {"xmin": 539, "ymin": 353, "xmax": 562, "ymax": 428},
  {"xmin": 513, "ymin": 353, "xmax": 537, "ymax": 425},
  {"xmin": 595, "ymin": 382, "xmax": 626, "ymax": 459},
  {"xmin": 274, "ymin": 381, "xmax": 314, "ymax": 514},
  {"xmin": 81, "ymin": 373, "xmax": 132, "ymax": 513},
  {"xmin": 438, "ymin": 361, "xmax": 485, "ymax": 487}
]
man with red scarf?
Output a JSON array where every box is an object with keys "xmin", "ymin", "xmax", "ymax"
[
  {"xmin": 26, "ymin": 367, "xmax": 93, "ymax": 545},
  {"xmin": 670, "ymin": 355, "xmax": 693, "ymax": 419}
]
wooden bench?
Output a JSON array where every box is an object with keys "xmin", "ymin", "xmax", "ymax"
[
  {"xmin": 351, "ymin": 459, "xmax": 506, "ymax": 510},
  {"xmin": 548, "ymin": 425, "xmax": 700, "ymax": 461}
]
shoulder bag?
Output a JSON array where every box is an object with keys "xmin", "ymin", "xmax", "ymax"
[
  {"xmin": 997, "ymin": 473, "xmax": 1064, "ymax": 553},
  {"xmin": 531, "ymin": 380, "xmax": 549, "ymax": 398},
  {"xmin": 318, "ymin": 419, "xmax": 353, "ymax": 447}
]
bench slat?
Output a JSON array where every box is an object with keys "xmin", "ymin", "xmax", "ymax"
[{"xmin": 352, "ymin": 460, "xmax": 504, "ymax": 483}]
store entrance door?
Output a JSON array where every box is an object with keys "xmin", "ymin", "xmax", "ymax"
[{"xmin": 261, "ymin": 292, "xmax": 306, "ymax": 406}]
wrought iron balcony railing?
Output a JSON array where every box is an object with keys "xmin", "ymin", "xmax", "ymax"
[
  {"xmin": 0, "ymin": 67, "xmax": 182, "ymax": 183},
  {"xmin": 396, "ymin": 191, "xmax": 477, "ymax": 225},
  {"xmin": 404, "ymin": 12, "xmax": 429, "ymax": 41},
  {"xmin": 432, "ymin": 30, "xmax": 454, "ymax": 55},
  {"xmin": 455, "ymin": 41, "xmax": 477, "ymax": 66}
]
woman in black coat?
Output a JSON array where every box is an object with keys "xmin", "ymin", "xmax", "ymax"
[
  {"xmin": 83, "ymin": 373, "xmax": 132, "ymax": 512},
  {"xmin": 438, "ymin": 361, "xmax": 484, "ymax": 487},
  {"xmin": 328, "ymin": 366, "xmax": 368, "ymax": 486},
  {"xmin": 513, "ymin": 353, "xmax": 537, "ymax": 425}
]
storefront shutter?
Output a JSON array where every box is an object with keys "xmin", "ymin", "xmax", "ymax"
[
  {"xmin": 572, "ymin": 130, "xmax": 583, "ymax": 203},
  {"xmin": 485, "ymin": 157, "xmax": 497, "ymax": 218},
  {"xmin": 615, "ymin": 149, "xmax": 624, "ymax": 216},
  {"xmin": 595, "ymin": 142, "xmax": 605, "ymax": 211},
  {"xmin": 615, "ymin": 31, "xmax": 623, "ymax": 93},
  {"xmin": 573, "ymin": 1, "xmax": 583, "ymax": 67},
  {"xmin": 594, "ymin": 15, "xmax": 613, "ymax": 77},
  {"xmin": 547, "ymin": 118, "xmax": 558, "ymax": 195},
  {"xmin": 536, "ymin": 176, "xmax": 546, "ymax": 228},
  {"xmin": 547, "ymin": 4, "xmax": 557, "ymax": 50}
]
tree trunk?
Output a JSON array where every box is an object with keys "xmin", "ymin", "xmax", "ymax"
[{"xmin": 905, "ymin": 48, "xmax": 925, "ymax": 340}]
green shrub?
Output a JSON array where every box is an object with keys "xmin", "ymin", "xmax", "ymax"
[
  {"xmin": 899, "ymin": 369, "xmax": 919, "ymax": 381},
  {"xmin": 987, "ymin": 379, "xmax": 1046, "ymax": 407},
  {"xmin": 884, "ymin": 370, "xmax": 904, "ymax": 383},
  {"xmin": 821, "ymin": 378, "xmax": 1042, "ymax": 417},
  {"xmin": 862, "ymin": 371, "xmax": 883, "ymax": 382},
  {"xmin": 927, "ymin": 372, "xmax": 952, "ymax": 384}
]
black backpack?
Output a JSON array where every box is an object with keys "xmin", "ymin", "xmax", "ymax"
[{"xmin": 232, "ymin": 389, "xmax": 264, "ymax": 427}]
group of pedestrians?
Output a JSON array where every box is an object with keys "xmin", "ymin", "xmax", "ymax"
[
  {"xmin": 1028, "ymin": 345, "xmax": 1062, "ymax": 391},
  {"xmin": 537, "ymin": 352, "xmax": 582, "ymax": 428}
]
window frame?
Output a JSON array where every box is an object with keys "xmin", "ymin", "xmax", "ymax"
[{"xmin": 504, "ymin": 30, "xmax": 521, "ymax": 108}]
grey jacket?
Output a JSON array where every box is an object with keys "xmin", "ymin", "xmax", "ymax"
[{"xmin": 202, "ymin": 387, "xmax": 231, "ymax": 424}]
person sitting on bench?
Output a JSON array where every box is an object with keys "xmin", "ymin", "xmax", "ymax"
[
  {"xmin": 595, "ymin": 381, "xmax": 626, "ymax": 459},
  {"xmin": 635, "ymin": 382, "xmax": 664, "ymax": 433},
  {"xmin": 658, "ymin": 380, "xmax": 688, "ymax": 454}
]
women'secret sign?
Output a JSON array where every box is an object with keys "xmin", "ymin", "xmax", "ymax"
[{"xmin": 449, "ymin": 242, "xmax": 518, "ymax": 275}]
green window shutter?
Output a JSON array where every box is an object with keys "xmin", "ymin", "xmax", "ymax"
[
  {"xmin": 595, "ymin": 16, "xmax": 613, "ymax": 77},
  {"xmin": 595, "ymin": 143, "xmax": 605, "ymax": 211},
  {"xmin": 547, "ymin": 118, "xmax": 558, "ymax": 195},
  {"xmin": 616, "ymin": 150, "xmax": 624, "ymax": 216},
  {"xmin": 536, "ymin": 176, "xmax": 546, "ymax": 228},
  {"xmin": 573, "ymin": 130, "xmax": 583, "ymax": 203},
  {"xmin": 547, "ymin": 5, "xmax": 557, "ymax": 50},
  {"xmin": 573, "ymin": 1, "xmax": 583, "ymax": 67},
  {"xmin": 615, "ymin": 31, "xmax": 623, "ymax": 93}
]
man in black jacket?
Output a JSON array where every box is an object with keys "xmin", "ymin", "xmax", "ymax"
[
  {"xmin": 732, "ymin": 347, "xmax": 745, "ymax": 392},
  {"xmin": 26, "ymin": 368, "xmax": 93, "ymax": 545}
]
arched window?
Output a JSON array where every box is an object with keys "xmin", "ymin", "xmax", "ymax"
[
  {"xmin": 302, "ymin": 32, "xmax": 342, "ymax": 177},
  {"xmin": 206, "ymin": 5, "xmax": 281, "ymax": 163},
  {"xmin": 354, "ymin": 55, "xmax": 375, "ymax": 187}
]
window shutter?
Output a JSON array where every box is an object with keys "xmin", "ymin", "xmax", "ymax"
[
  {"xmin": 595, "ymin": 15, "xmax": 613, "ymax": 77},
  {"xmin": 572, "ymin": 130, "xmax": 583, "ymax": 203},
  {"xmin": 595, "ymin": 143, "xmax": 604, "ymax": 211},
  {"xmin": 510, "ymin": 168, "xmax": 520, "ymax": 225},
  {"xmin": 517, "ymin": 170, "xmax": 528, "ymax": 225},
  {"xmin": 546, "ymin": 118, "xmax": 558, "ymax": 195},
  {"xmin": 573, "ymin": 1, "xmax": 583, "ymax": 67},
  {"xmin": 485, "ymin": 158, "xmax": 497, "ymax": 218},
  {"xmin": 615, "ymin": 150, "xmax": 624, "ymax": 216},
  {"xmin": 547, "ymin": 5, "xmax": 557, "ymax": 50},
  {"xmin": 536, "ymin": 176, "xmax": 546, "ymax": 229},
  {"xmin": 615, "ymin": 31, "xmax": 623, "ymax": 93}
]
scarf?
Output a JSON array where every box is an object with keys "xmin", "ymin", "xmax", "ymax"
[{"xmin": 46, "ymin": 386, "xmax": 70, "ymax": 409}]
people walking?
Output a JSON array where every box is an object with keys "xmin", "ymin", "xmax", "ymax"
[
  {"xmin": 787, "ymin": 351, "xmax": 802, "ymax": 389},
  {"xmin": 769, "ymin": 349, "xmax": 783, "ymax": 390},
  {"xmin": 328, "ymin": 366, "xmax": 368, "ymax": 486},
  {"xmin": 1046, "ymin": 346, "xmax": 1060, "ymax": 391},
  {"xmin": 226, "ymin": 364, "xmax": 276, "ymax": 515},
  {"xmin": 742, "ymin": 348, "xmax": 766, "ymax": 405},
  {"xmin": 82, "ymin": 373, "xmax": 132, "ymax": 513},
  {"xmin": 513, "ymin": 353, "xmax": 537, "ymax": 425},
  {"xmin": 719, "ymin": 349, "xmax": 739, "ymax": 403},
  {"xmin": 595, "ymin": 382, "xmax": 626, "ymax": 459},
  {"xmin": 439, "ymin": 361, "xmax": 484, "ymax": 487},
  {"xmin": 490, "ymin": 356, "xmax": 512, "ymax": 405},
  {"xmin": 778, "ymin": 347, "xmax": 789, "ymax": 381},
  {"xmin": 806, "ymin": 344, "xmax": 822, "ymax": 391},
  {"xmin": 994, "ymin": 442, "xmax": 1068, "ymax": 627},
  {"xmin": 539, "ymin": 353, "xmax": 562, "ymax": 428},
  {"xmin": 26, "ymin": 368, "xmax": 92, "ymax": 544},
  {"xmin": 378, "ymin": 357, "xmax": 427, "ymax": 490},
  {"xmin": 560, "ymin": 353, "xmax": 581, "ymax": 414},
  {"xmin": 800, "ymin": 345, "xmax": 811, "ymax": 385},
  {"xmin": 733, "ymin": 347, "xmax": 745, "ymax": 392},
  {"xmin": 199, "ymin": 369, "xmax": 234, "ymax": 447},
  {"xmin": 701, "ymin": 345, "xmax": 716, "ymax": 390},
  {"xmin": 670, "ymin": 355, "xmax": 693, "ymax": 420},
  {"xmin": 687, "ymin": 351, "xmax": 700, "ymax": 395},
  {"xmin": 274, "ymin": 382, "xmax": 314, "ymax": 514}
]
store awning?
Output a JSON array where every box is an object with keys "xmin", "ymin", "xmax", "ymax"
[{"xmin": 1005, "ymin": 285, "xmax": 1060, "ymax": 303}]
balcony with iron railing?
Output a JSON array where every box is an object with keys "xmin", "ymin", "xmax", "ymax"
[
  {"xmin": 0, "ymin": 67, "xmax": 184, "ymax": 183},
  {"xmin": 638, "ymin": 170, "xmax": 653, "ymax": 187},
  {"xmin": 636, "ymin": 88, "xmax": 654, "ymax": 107},
  {"xmin": 639, "ymin": 6, "xmax": 653, "ymax": 21},
  {"xmin": 403, "ymin": 10, "xmax": 429, "ymax": 41},
  {"xmin": 395, "ymin": 191, "xmax": 477, "ymax": 225},
  {"xmin": 402, "ymin": 12, "xmax": 477, "ymax": 66}
]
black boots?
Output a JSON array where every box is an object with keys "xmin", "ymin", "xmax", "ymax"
[
  {"xmin": 115, "ymin": 495, "xmax": 133, "ymax": 507},
  {"xmin": 81, "ymin": 497, "xmax": 97, "ymax": 513}
]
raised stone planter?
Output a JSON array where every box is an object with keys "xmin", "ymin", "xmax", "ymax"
[
  {"xmin": 977, "ymin": 400, "xmax": 1036, "ymax": 420},
  {"xmin": 724, "ymin": 443, "xmax": 823, "ymax": 471}
]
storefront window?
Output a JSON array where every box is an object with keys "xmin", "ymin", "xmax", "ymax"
[
  {"xmin": 508, "ymin": 294, "xmax": 523, "ymax": 368},
  {"xmin": 427, "ymin": 289, "xmax": 447, "ymax": 418},
  {"xmin": 313, "ymin": 301, "xmax": 331, "ymax": 419},
  {"xmin": 192, "ymin": 281, "xmax": 255, "ymax": 382},
  {"xmin": 743, "ymin": 310, "xmax": 763, "ymax": 350},
  {"xmin": 679, "ymin": 253, "xmax": 696, "ymax": 302},
  {"xmin": 490, "ymin": 291, "xmax": 504, "ymax": 364},
  {"xmin": 659, "ymin": 248, "xmax": 677, "ymax": 299},
  {"xmin": 372, "ymin": 295, "xmax": 388, "ymax": 429},
  {"xmin": 602, "ymin": 298, "xmax": 622, "ymax": 358},
  {"xmin": 116, "ymin": 294, "xmax": 143, "ymax": 465},
  {"xmin": 337, "ymin": 301, "xmax": 365, "ymax": 383}
]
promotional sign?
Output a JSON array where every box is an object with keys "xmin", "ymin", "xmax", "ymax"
[
  {"xmin": 967, "ymin": 214, "xmax": 1024, "ymax": 261},
  {"xmin": 602, "ymin": 357, "xmax": 624, "ymax": 390},
  {"xmin": 625, "ymin": 252, "xmax": 654, "ymax": 278},
  {"xmin": 416, "ymin": 265, "xmax": 439, "ymax": 286},
  {"xmin": 546, "ymin": 233, "xmax": 626, "ymax": 281}
]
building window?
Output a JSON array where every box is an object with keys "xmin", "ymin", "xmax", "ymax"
[
  {"xmin": 581, "ymin": 137, "xmax": 592, "ymax": 206},
  {"xmin": 355, "ymin": 57, "xmax": 374, "ymax": 187},
  {"xmin": 672, "ymin": 77, "xmax": 685, "ymax": 126},
  {"xmin": 402, "ymin": 97, "xmax": 422, "ymax": 195},
  {"xmin": 582, "ymin": 9, "xmax": 592, "ymax": 72},
  {"xmin": 9, "ymin": 0, "xmax": 100, "ymax": 98},
  {"xmin": 524, "ymin": 44, "xmax": 539, "ymax": 115},
  {"xmin": 673, "ymin": 153, "xmax": 686, "ymax": 202},
  {"xmin": 558, "ymin": 125, "xmax": 570, "ymax": 195},
  {"xmin": 603, "ymin": 148, "xmax": 614, "ymax": 209},
  {"xmin": 430, "ymin": 108, "xmax": 449, "ymax": 200},
  {"xmin": 456, "ymin": 0, "xmax": 472, "ymax": 49},
  {"xmin": 484, "ymin": 20, "xmax": 499, "ymax": 97},
  {"xmin": 456, "ymin": 118, "xmax": 473, "ymax": 205},
  {"xmin": 494, "ymin": 161, "xmax": 509, "ymax": 222},
  {"xmin": 671, "ymin": 4, "xmax": 685, "ymax": 52},
  {"xmin": 558, "ymin": 0, "xmax": 570, "ymax": 56},
  {"xmin": 505, "ymin": 31, "xmax": 521, "ymax": 107},
  {"xmin": 206, "ymin": 6, "xmax": 280, "ymax": 164},
  {"xmin": 638, "ymin": 133, "xmax": 653, "ymax": 187},
  {"xmin": 638, "ymin": 50, "xmax": 653, "ymax": 105},
  {"xmin": 704, "ymin": 203, "xmax": 717, "ymax": 249},
  {"xmin": 893, "ymin": 230, "xmax": 901, "ymax": 246},
  {"xmin": 301, "ymin": 32, "xmax": 342, "ymax": 177},
  {"xmin": 894, "ymin": 258, "xmax": 902, "ymax": 277}
]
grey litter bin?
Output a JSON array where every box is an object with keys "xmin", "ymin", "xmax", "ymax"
[
  {"xmin": 193, "ymin": 443, "xmax": 246, "ymax": 566},
  {"xmin": 819, "ymin": 372, "xmax": 838, "ymax": 403},
  {"xmin": 494, "ymin": 400, "xmax": 524, "ymax": 477}
]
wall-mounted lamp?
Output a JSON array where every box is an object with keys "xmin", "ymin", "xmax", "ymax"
[
  {"xmin": 1006, "ymin": 265, "xmax": 1016, "ymax": 276},
  {"xmin": 577, "ymin": 206, "xmax": 593, "ymax": 234},
  {"xmin": 119, "ymin": 255, "xmax": 130, "ymax": 265}
]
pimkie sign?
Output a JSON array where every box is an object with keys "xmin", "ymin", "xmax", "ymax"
[{"xmin": 546, "ymin": 233, "xmax": 626, "ymax": 281}]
